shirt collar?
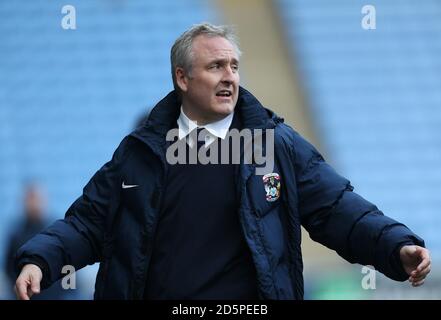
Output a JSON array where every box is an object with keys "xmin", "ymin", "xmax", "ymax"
[{"xmin": 177, "ymin": 106, "xmax": 234, "ymax": 147}]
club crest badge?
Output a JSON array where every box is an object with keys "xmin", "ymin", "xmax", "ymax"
[{"xmin": 263, "ymin": 173, "xmax": 281, "ymax": 202}]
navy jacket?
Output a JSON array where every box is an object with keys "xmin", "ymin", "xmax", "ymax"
[{"xmin": 16, "ymin": 87, "xmax": 424, "ymax": 299}]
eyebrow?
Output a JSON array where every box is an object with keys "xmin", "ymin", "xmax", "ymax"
[{"xmin": 208, "ymin": 58, "xmax": 239, "ymax": 65}]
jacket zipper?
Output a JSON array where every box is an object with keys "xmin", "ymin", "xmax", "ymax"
[
  {"xmin": 130, "ymin": 135, "xmax": 168, "ymax": 299},
  {"xmin": 240, "ymin": 126, "xmax": 279, "ymax": 299},
  {"xmin": 137, "ymin": 179, "xmax": 167, "ymax": 299}
]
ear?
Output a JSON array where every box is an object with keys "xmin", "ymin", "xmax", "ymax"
[{"xmin": 175, "ymin": 67, "xmax": 189, "ymax": 92}]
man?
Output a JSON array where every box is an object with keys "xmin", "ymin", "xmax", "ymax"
[
  {"xmin": 6, "ymin": 183, "xmax": 76, "ymax": 299},
  {"xmin": 15, "ymin": 23, "xmax": 430, "ymax": 300}
]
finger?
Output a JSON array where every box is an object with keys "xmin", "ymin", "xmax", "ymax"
[
  {"xmin": 15, "ymin": 280, "xmax": 30, "ymax": 300},
  {"xmin": 409, "ymin": 254, "xmax": 430, "ymax": 276},
  {"xmin": 27, "ymin": 287, "xmax": 34, "ymax": 299},
  {"xmin": 410, "ymin": 266, "xmax": 431, "ymax": 282},
  {"xmin": 413, "ymin": 264, "xmax": 431, "ymax": 278},
  {"xmin": 30, "ymin": 277, "xmax": 41, "ymax": 295},
  {"xmin": 416, "ymin": 255, "xmax": 431, "ymax": 272},
  {"xmin": 410, "ymin": 274, "xmax": 427, "ymax": 283},
  {"xmin": 411, "ymin": 279, "xmax": 425, "ymax": 287}
]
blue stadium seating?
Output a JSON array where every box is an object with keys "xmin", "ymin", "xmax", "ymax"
[
  {"xmin": 277, "ymin": 0, "xmax": 441, "ymax": 258},
  {"xmin": 0, "ymin": 0, "xmax": 219, "ymax": 297}
]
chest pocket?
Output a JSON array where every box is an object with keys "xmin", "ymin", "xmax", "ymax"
[{"xmin": 247, "ymin": 172, "xmax": 283, "ymax": 218}]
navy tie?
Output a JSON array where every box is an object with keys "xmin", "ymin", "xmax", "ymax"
[{"xmin": 196, "ymin": 127, "xmax": 206, "ymax": 150}]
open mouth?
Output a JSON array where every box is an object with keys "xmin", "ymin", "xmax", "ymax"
[{"xmin": 216, "ymin": 90, "xmax": 232, "ymax": 97}]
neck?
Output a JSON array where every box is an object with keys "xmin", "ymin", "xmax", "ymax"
[{"xmin": 181, "ymin": 104, "xmax": 227, "ymax": 126}]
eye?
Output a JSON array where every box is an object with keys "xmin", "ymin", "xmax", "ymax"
[
  {"xmin": 210, "ymin": 63, "xmax": 220, "ymax": 70},
  {"xmin": 232, "ymin": 64, "xmax": 239, "ymax": 72}
]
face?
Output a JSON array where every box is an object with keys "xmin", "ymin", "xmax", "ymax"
[
  {"xmin": 176, "ymin": 35, "xmax": 240, "ymax": 125},
  {"xmin": 24, "ymin": 186, "xmax": 45, "ymax": 221}
]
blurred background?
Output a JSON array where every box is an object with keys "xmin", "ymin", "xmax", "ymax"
[{"xmin": 0, "ymin": 0, "xmax": 440, "ymax": 299}]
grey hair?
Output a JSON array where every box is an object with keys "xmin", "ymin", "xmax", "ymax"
[{"xmin": 170, "ymin": 22, "xmax": 242, "ymax": 91}]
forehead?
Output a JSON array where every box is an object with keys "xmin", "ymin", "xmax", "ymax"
[{"xmin": 191, "ymin": 35, "xmax": 238, "ymax": 62}]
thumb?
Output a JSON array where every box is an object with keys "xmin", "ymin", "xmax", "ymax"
[
  {"xmin": 402, "ymin": 245, "xmax": 417, "ymax": 256},
  {"xmin": 409, "ymin": 246, "xmax": 423, "ymax": 258},
  {"xmin": 30, "ymin": 276, "xmax": 41, "ymax": 294}
]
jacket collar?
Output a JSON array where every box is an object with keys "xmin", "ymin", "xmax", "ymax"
[{"xmin": 130, "ymin": 86, "xmax": 282, "ymax": 151}]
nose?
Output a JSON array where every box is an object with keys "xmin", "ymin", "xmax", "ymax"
[{"xmin": 221, "ymin": 65, "xmax": 236, "ymax": 85}]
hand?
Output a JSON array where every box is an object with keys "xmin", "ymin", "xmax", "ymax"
[
  {"xmin": 15, "ymin": 264, "xmax": 43, "ymax": 300},
  {"xmin": 400, "ymin": 245, "xmax": 431, "ymax": 287}
]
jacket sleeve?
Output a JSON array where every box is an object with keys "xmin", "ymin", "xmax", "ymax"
[
  {"xmin": 288, "ymin": 128, "xmax": 425, "ymax": 281},
  {"xmin": 15, "ymin": 136, "xmax": 132, "ymax": 289}
]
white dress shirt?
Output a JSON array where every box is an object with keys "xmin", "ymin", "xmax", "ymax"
[{"xmin": 177, "ymin": 106, "xmax": 234, "ymax": 148}]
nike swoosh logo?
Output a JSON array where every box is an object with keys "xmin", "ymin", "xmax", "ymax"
[{"xmin": 122, "ymin": 181, "xmax": 139, "ymax": 189}]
